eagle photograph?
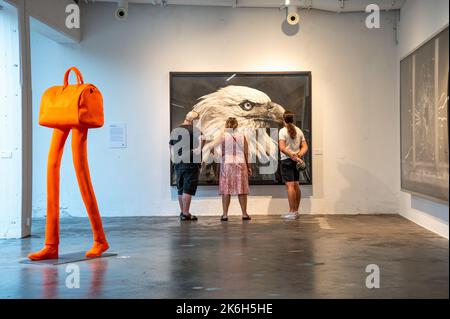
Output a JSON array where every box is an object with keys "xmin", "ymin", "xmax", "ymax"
[{"xmin": 170, "ymin": 72, "xmax": 312, "ymax": 185}]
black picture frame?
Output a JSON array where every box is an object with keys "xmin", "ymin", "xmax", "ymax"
[
  {"xmin": 169, "ymin": 71, "xmax": 313, "ymax": 186},
  {"xmin": 400, "ymin": 27, "xmax": 449, "ymax": 203}
]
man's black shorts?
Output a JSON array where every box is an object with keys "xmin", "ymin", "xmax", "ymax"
[
  {"xmin": 175, "ymin": 164, "xmax": 200, "ymax": 196},
  {"xmin": 280, "ymin": 158, "xmax": 300, "ymax": 183}
]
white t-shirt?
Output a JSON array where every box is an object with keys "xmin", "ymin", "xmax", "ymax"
[{"xmin": 279, "ymin": 126, "xmax": 305, "ymax": 160}]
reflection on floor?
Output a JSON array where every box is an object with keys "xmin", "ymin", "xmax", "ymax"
[{"xmin": 0, "ymin": 215, "xmax": 448, "ymax": 299}]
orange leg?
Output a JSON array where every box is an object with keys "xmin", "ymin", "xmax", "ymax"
[
  {"xmin": 71, "ymin": 128, "xmax": 109, "ymax": 257},
  {"xmin": 29, "ymin": 127, "xmax": 109, "ymax": 261},
  {"xmin": 28, "ymin": 128, "xmax": 70, "ymax": 260}
]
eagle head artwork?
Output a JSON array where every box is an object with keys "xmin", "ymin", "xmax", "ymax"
[{"xmin": 191, "ymin": 85, "xmax": 286, "ymax": 179}]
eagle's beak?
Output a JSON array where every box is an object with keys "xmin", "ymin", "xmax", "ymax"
[{"xmin": 267, "ymin": 102, "xmax": 285, "ymax": 123}]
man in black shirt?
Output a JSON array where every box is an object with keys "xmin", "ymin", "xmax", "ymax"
[{"xmin": 169, "ymin": 111, "xmax": 203, "ymax": 221}]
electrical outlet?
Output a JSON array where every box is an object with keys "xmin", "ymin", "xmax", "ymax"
[
  {"xmin": 0, "ymin": 150, "xmax": 13, "ymax": 159},
  {"xmin": 314, "ymin": 149, "xmax": 323, "ymax": 156}
]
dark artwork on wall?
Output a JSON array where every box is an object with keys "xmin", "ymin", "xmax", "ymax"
[
  {"xmin": 400, "ymin": 27, "xmax": 449, "ymax": 202},
  {"xmin": 170, "ymin": 72, "xmax": 312, "ymax": 186}
]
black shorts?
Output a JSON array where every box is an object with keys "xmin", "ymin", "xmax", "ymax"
[
  {"xmin": 280, "ymin": 158, "xmax": 300, "ymax": 183},
  {"xmin": 175, "ymin": 165, "xmax": 200, "ymax": 196}
]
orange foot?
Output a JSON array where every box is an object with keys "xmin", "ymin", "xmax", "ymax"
[
  {"xmin": 86, "ymin": 241, "xmax": 110, "ymax": 258},
  {"xmin": 28, "ymin": 245, "xmax": 59, "ymax": 261}
]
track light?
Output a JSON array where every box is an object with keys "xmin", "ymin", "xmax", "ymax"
[
  {"xmin": 115, "ymin": 0, "xmax": 128, "ymax": 20},
  {"xmin": 286, "ymin": 5, "xmax": 300, "ymax": 25},
  {"xmin": 282, "ymin": 0, "xmax": 300, "ymax": 26}
]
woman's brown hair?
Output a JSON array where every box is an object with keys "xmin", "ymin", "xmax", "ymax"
[
  {"xmin": 283, "ymin": 111, "xmax": 297, "ymax": 139},
  {"xmin": 225, "ymin": 117, "xmax": 238, "ymax": 129}
]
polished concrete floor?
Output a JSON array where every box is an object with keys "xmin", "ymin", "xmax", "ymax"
[{"xmin": 0, "ymin": 215, "xmax": 448, "ymax": 299}]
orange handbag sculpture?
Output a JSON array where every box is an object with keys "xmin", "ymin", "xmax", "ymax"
[
  {"xmin": 39, "ymin": 67, "xmax": 104, "ymax": 128},
  {"xmin": 29, "ymin": 67, "xmax": 109, "ymax": 261}
]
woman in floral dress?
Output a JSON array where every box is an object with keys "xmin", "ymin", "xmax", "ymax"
[{"xmin": 213, "ymin": 117, "xmax": 252, "ymax": 221}]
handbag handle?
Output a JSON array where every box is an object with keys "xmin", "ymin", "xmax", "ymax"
[{"xmin": 63, "ymin": 67, "xmax": 84, "ymax": 88}]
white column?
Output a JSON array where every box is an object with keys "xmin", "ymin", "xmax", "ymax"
[{"xmin": 0, "ymin": 0, "xmax": 32, "ymax": 238}]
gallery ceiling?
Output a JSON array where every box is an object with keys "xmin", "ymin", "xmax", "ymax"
[{"xmin": 87, "ymin": 0, "xmax": 406, "ymax": 13}]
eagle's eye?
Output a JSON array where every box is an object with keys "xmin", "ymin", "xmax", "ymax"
[{"xmin": 240, "ymin": 101, "xmax": 255, "ymax": 111}]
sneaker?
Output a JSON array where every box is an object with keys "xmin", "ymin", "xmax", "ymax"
[
  {"xmin": 180, "ymin": 212, "xmax": 198, "ymax": 221},
  {"xmin": 281, "ymin": 212, "xmax": 299, "ymax": 219}
]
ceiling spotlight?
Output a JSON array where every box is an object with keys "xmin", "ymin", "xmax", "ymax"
[
  {"xmin": 286, "ymin": 5, "xmax": 300, "ymax": 25},
  {"xmin": 115, "ymin": 0, "xmax": 128, "ymax": 20},
  {"xmin": 283, "ymin": 0, "xmax": 299, "ymax": 26}
]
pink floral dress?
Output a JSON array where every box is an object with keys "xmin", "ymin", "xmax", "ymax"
[{"xmin": 219, "ymin": 131, "xmax": 249, "ymax": 195}]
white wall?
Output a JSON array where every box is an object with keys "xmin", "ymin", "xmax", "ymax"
[
  {"xmin": 30, "ymin": 3, "xmax": 400, "ymax": 217},
  {"xmin": 397, "ymin": 0, "xmax": 449, "ymax": 238},
  {"xmin": 6, "ymin": 0, "xmax": 80, "ymax": 42},
  {"xmin": 0, "ymin": 1, "xmax": 23, "ymax": 237}
]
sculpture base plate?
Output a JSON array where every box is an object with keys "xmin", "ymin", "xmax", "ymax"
[{"xmin": 19, "ymin": 252, "xmax": 118, "ymax": 265}]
